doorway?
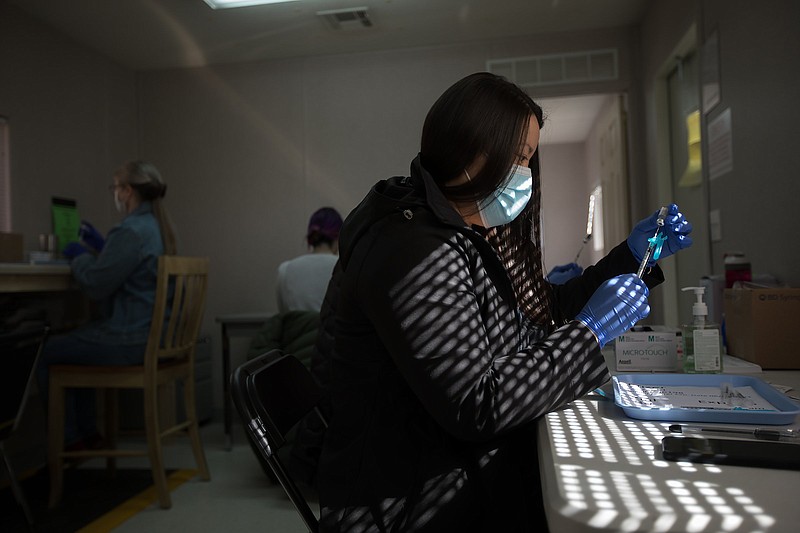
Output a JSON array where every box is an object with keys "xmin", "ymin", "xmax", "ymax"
[
  {"xmin": 666, "ymin": 53, "xmax": 712, "ymax": 325},
  {"xmin": 538, "ymin": 93, "xmax": 629, "ymax": 275}
]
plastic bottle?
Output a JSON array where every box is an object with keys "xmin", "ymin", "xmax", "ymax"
[
  {"xmin": 724, "ymin": 252, "xmax": 751, "ymax": 288},
  {"xmin": 681, "ymin": 286, "xmax": 723, "ymax": 373}
]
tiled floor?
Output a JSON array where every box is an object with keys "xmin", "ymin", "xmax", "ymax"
[{"xmin": 88, "ymin": 422, "xmax": 311, "ymax": 532}]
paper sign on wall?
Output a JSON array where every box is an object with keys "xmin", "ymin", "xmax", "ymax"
[{"xmin": 707, "ymin": 108, "xmax": 733, "ymax": 180}]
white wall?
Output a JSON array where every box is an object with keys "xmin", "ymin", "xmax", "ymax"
[
  {"xmin": 638, "ymin": 0, "xmax": 800, "ymax": 326},
  {"xmin": 0, "ymin": 3, "xmax": 137, "ymax": 249},
  {"xmin": 700, "ymin": 0, "xmax": 800, "ymax": 283},
  {"xmin": 138, "ymin": 32, "xmax": 638, "ymax": 323},
  {"xmin": 136, "ymin": 30, "xmax": 639, "ymax": 414},
  {"xmin": 1, "ymin": 0, "xmax": 639, "ymax": 418},
  {"xmin": 6, "ymin": 0, "xmax": 798, "ymax": 419},
  {"xmin": 540, "ymin": 142, "xmax": 590, "ymax": 271},
  {"xmin": 638, "ymin": 0, "xmax": 700, "ymax": 326},
  {"xmin": 13, "ymin": 2, "xmax": 727, "ymax": 422}
]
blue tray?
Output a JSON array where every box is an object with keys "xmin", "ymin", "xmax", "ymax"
[{"xmin": 612, "ymin": 373, "xmax": 800, "ymax": 425}]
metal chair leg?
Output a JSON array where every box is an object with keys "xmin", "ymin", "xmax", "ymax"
[
  {"xmin": 0, "ymin": 441, "xmax": 34, "ymax": 527},
  {"xmin": 47, "ymin": 376, "xmax": 65, "ymax": 508}
]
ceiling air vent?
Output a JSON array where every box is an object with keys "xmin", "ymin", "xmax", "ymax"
[
  {"xmin": 487, "ymin": 49, "xmax": 619, "ymax": 88},
  {"xmin": 317, "ymin": 6, "xmax": 372, "ymax": 30}
]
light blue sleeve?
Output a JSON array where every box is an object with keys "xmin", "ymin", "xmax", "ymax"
[{"xmin": 70, "ymin": 225, "xmax": 143, "ymax": 301}]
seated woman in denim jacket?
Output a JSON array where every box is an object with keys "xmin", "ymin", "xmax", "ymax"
[{"xmin": 37, "ymin": 160, "xmax": 177, "ymax": 450}]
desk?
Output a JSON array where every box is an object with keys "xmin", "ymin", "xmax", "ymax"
[
  {"xmin": 538, "ymin": 370, "xmax": 800, "ymax": 532},
  {"xmin": 0, "ymin": 263, "xmax": 86, "ymax": 332},
  {"xmin": 216, "ymin": 313, "xmax": 270, "ymax": 450},
  {"xmin": 0, "ymin": 263, "xmax": 73, "ymax": 292}
]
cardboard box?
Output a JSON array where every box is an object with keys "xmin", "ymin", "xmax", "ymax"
[
  {"xmin": 0, "ymin": 232, "xmax": 24, "ymax": 262},
  {"xmin": 615, "ymin": 328, "xmax": 680, "ymax": 371},
  {"xmin": 723, "ymin": 288, "xmax": 800, "ymax": 369}
]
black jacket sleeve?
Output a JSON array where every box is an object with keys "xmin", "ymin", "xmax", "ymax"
[
  {"xmin": 550, "ymin": 240, "xmax": 665, "ymax": 323},
  {"xmin": 354, "ymin": 222, "xmax": 608, "ymax": 442}
]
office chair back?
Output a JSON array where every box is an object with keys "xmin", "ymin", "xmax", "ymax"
[{"xmin": 231, "ymin": 350, "xmax": 326, "ymax": 533}]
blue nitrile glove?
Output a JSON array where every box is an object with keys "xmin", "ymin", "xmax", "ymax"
[
  {"xmin": 62, "ymin": 242, "xmax": 89, "ymax": 260},
  {"xmin": 627, "ymin": 203, "xmax": 693, "ymax": 265},
  {"xmin": 575, "ymin": 274, "xmax": 651, "ymax": 348},
  {"xmin": 547, "ymin": 262, "xmax": 583, "ymax": 284},
  {"xmin": 79, "ymin": 220, "xmax": 105, "ymax": 252}
]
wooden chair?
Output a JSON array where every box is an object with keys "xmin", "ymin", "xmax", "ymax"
[
  {"xmin": 47, "ymin": 256, "xmax": 211, "ymax": 509},
  {"xmin": 231, "ymin": 350, "xmax": 327, "ymax": 532}
]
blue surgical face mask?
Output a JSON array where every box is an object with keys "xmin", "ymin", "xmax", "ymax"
[{"xmin": 474, "ymin": 164, "xmax": 533, "ymax": 227}]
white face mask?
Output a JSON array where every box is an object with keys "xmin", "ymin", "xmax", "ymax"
[
  {"xmin": 476, "ymin": 164, "xmax": 533, "ymax": 227},
  {"xmin": 114, "ymin": 188, "xmax": 126, "ymax": 214}
]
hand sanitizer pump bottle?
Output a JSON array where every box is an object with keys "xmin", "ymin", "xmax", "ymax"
[{"xmin": 682, "ymin": 286, "xmax": 723, "ymax": 373}]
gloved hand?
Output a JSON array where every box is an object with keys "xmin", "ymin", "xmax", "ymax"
[
  {"xmin": 79, "ymin": 220, "xmax": 105, "ymax": 252},
  {"xmin": 546, "ymin": 262, "xmax": 583, "ymax": 284},
  {"xmin": 627, "ymin": 203, "xmax": 693, "ymax": 265},
  {"xmin": 575, "ymin": 274, "xmax": 650, "ymax": 348},
  {"xmin": 62, "ymin": 242, "xmax": 89, "ymax": 260}
]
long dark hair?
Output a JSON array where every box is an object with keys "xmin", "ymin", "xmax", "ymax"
[{"xmin": 420, "ymin": 72, "xmax": 553, "ymax": 330}]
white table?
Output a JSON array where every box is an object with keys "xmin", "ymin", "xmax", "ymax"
[{"xmin": 538, "ymin": 369, "xmax": 800, "ymax": 532}]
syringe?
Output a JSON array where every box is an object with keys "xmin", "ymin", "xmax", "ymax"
[
  {"xmin": 635, "ymin": 206, "xmax": 669, "ymax": 278},
  {"xmin": 573, "ymin": 195, "xmax": 596, "ymax": 263}
]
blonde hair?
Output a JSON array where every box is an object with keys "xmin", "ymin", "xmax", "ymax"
[{"xmin": 115, "ymin": 160, "xmax": 177, "ymax": 254}]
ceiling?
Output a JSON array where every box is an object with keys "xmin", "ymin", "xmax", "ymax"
[
  {"xmin": 8, "ymin": 0, "xmax": 649, "ymax": 144},
  {"xmin": 9, "ymin": 0, "xmax": 649, "ymax": 70}
]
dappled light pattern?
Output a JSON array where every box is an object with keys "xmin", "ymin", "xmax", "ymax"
[
  {"xmin": 543, "ymin": 399, "xmax": 781, "ymax": 532},
  {"xmin": 388, "ymin": 235, "xmax": 605, "ymax": 439},
  {"xmin": 321, "ymin": 233, "xmax": 608, "ymax": 531}
]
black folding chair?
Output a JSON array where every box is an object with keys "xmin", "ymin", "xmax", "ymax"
[
  {"xmin": 0, "ymin": 326, "xmax": 49, "ymax": 528},
  {"xmin": 231, "ymin": 350, "xmax": 327, "ymax": 533}
]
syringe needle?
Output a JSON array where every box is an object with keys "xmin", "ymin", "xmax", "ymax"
[{"xmin": 635, "ymin": 206, "xmax": 669, "ymax": 278}]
